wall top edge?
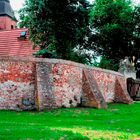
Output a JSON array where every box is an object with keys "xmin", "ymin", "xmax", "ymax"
[{"xmin": 0, "ymin": 56, "xmax": 124, "ymax": 77}]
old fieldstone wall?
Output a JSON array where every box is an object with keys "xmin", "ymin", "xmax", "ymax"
[
  {"xmin": 51, "ymin": 63, "xmax": 82, "ymax": 108},
  {"xmin": 0, "ymin": 57, "xmax": 132, "ymax": 111},
  {"xmin": 0, "ymin": 59, "xmax": 36, "ymax": 110},
  {"xmin": 91, "ymin": 69, "xmax": 132, "ymax": 103}
]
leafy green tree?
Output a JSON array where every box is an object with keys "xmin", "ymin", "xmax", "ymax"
[
  {"xmin": 98, "ymin": 57, "xmax": 119, "ymax": 71},
  {"xmin": 132, "ymin": 6, "xmax": 140, "ymax": 58},
  {"xmin": 89, "ymin": 0, "xmax": 140, "ymax": 69},
  {"xmin": 19, "ymin": 0, "xmax": 91, "ymax": 62}
]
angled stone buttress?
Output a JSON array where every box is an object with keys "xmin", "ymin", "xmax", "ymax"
[
  {"xmin": 114, "ymin": 76, "xmax": 133, "ymax": 104},
  {"xmin": 82, "ymin": 69, "xmax": 107, "ymax": 109}
]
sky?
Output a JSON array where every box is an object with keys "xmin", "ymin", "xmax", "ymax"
[
  {"xmin": 10, "ymin": 0, "xmax": 140, "ymax": 11},
  {"xmin": 10, "ymin": 0, "xmax": 25, "ymax": 11},
  {"xmin": 10, "ymin": 0, "xmax": 140, "ymax": 18}
]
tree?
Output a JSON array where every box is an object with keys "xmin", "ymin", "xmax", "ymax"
[
  {"xmin": 19, "ymin": 0, "xmax": 91, "ymax": 62},
  {"xmin": 132, "ymin": 6, "xmax": 140, "ymax": 58},
  {"xmin": 98, "ymin": 57, "xmax": 119, "ymax": 71},
  {"xmin": 89, "ymin": 0, "xmax": 140, "ymax": 68}
]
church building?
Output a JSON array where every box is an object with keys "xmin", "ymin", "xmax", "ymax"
[
  {"xmin": 0, "ymin": 0, "xmax": 16, "ymax": 30},
  {"xmin": 0, "ymin": 0, "xmax": 37, "ymax": 57}
]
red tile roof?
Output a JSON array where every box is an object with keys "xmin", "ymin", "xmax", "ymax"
[{"xmin": 0, "ymin": 28, "xmax": 38, "ymax": 57}]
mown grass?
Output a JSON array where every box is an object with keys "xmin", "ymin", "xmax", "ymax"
[{"xmin": 0, "ymin": 102, "xmax": 140, "ymax": 140}]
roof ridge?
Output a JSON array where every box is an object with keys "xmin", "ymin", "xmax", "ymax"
[{"xmin": 0, "ymin": 28, "xmax": 28, "ymax": 33}]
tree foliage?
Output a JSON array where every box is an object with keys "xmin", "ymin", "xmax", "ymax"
[
  {"xmin": 89, "ymin": 0, "xmax": 140, "ymax": 68},
  {"xmin": 19, "ymin": 0, "xmax": 140, "ymax": 70},
  {"xmin": 19, "ymin": 0, "xmax": 91, "ymax": 62},
  {"xmin": 98, "ymin": 57, "xmax": 119, "ymax": 71}
]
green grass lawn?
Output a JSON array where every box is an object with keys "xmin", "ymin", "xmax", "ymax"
[{"xmin": 0, "ymin": 102, "xmax": 140, "ymax": 140}]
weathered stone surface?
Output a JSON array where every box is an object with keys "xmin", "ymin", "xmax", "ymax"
[
  {"xmin": 36, "ymin": 62, "xmax": 56, "ymax": 110},
  {"xmin": 52, "ymin": 64, "xmax": 82, "ymax": 108},
  {"xmin": 114, "ymin": 77, "xmax": 133, "ymax": 104},
  {"xmin": 89, "ymin": 68, "xmax": 132, "ymax": 104},
  {"xmin": 82, "ymin": 70, "xmax": 107, "ymax": 108},
  {"xmin": 0, "ymin": 57, "xmax": 133, "ymax": 111},
  {"xmin": 0, "ymin": 60, "xmax": 36, "ymax": 110}
]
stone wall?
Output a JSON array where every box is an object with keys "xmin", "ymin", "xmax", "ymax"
[
  {"xmin": 0, "ymin": 58, "xmax": 36, "ymax": 110},
  {"xmin": 36, "ymin": 61, "xmax": 83, "ymax": 110},
  {"xmin": 0, "ymin": 57, "xmax": 132, "ymax": 111},
  {"xmin": 91, "ymin": 69, "xmax": 131, "ymax": 103}
]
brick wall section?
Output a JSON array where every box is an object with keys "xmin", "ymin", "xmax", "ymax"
[
  {"xmin": 91, "ymin": 69, "xmax": 132, "ymax": 103},
  {"xmin": 0, "ymin": 57, "xmax": 133, "ymax": 111},
  {"xmin": 0, "ymin": 58, "xmax": 36, "ymax": 110},
  {"xmin": 91, "ymin": 70, "xmax": 116, "ymax": 102},
  {"xmin": 51, "ymin": 63, "xmax": 82, "ymax": 108},
  {"xmin": 114, "ymin": 76, "xmax": 132, "ymax": 104}
]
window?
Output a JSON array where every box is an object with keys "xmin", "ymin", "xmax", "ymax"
[
  {"xmin": 20, "ymin": 31, "xmax": 26, "ymax": 37},
  {"xmin": 11, "ymin": 25, "xmax": 14, "ymax": 29},
  {"xmin": 18, "ymin": 31, "xmax": 27, "ymax": 40}
]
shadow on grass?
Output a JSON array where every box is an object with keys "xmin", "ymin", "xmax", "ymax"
[
  {"xmin": 0, "ymin": 102, "xmax": 140, "ymax": 139},
  {"xmin": 0, "ymin": 127, "xmax": 88, "ymax": 140}
]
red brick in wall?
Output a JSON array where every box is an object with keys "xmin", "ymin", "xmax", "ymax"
[
  {"xmin": 52, "ymin": 63, "xmax": 82, "ymax": 108},
  {"xmin": 0, "ymin": 57, "xmax": 133, "ymax": 111},
  {"xmin": 0, "ymin": 59, "xmax": 36, "ymax": 110}
]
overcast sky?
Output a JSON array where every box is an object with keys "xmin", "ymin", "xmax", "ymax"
[{"xmin": 10, "ymin": 0, "xmax": 24, "ymax": 11}]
